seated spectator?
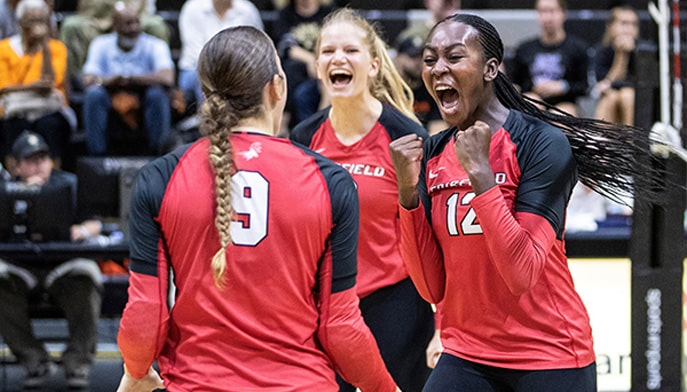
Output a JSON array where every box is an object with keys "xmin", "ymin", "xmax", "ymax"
[
  {"xmin": 273, "ymin": 0, "xmax": 334, "ymax": 131},
  {"xmin": 508, "ymin": 0, "xmax": 589, "ymax": 116},
  {"xmin": 81, "ymin": 1, "xmax": 174, "ymax": 156},
  {"xmin": 177, "ymin": 0, "xmax": 263, "ymax": 109},
  {"xmin": 59, "ymin": 0, "xmax": 169, "ymax": 84},
  {"xmin": 0, "ymin": 130, "xmax": 103, "ymax": 389},
  {"xmin": 0, "ymin": 0, "xmax": 74, "ymax": 171},
  {"xmin": 591, "ymin": 5, "xmax": 638, "ymax": 126}
]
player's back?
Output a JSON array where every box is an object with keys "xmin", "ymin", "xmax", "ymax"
[{"xmin": 152, "ymin": 133, "xmax": 353, "ymax": 390}]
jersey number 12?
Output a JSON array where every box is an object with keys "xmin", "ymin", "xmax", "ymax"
[{"xmin": 446, "ymin": 192, "xmax": 483, "ymax": 236}]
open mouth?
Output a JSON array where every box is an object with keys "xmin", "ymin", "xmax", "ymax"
[
  {"xmin": 436, "ymin": 85, "xmax": 459, "ymax": 110},
  {"xmin": 329, "ymin": 70, "xmax": 352, "ymax": 87}
]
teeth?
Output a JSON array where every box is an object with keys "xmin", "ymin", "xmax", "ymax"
[
  {"xmin": 436, "ymin": 85, "xmax": 452, "ymax": 91},
  {"xmin": 330, "ymin": 70, "xmax": 351, "ymax": 76}
]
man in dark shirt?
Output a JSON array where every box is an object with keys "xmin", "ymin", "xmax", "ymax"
[{"xmin": 508, "ymin": 0, "xmax": 589, "ymax": 116}]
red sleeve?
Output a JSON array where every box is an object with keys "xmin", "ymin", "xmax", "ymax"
[
  {"xmin": 471, "ymin": 186, "xmax": 557, "ymax": 296},
  {"xmin": 433, "ymin": 301, "xmax": 443, "ymax": 330},
  {"xmin": 317, "ymin": 288, "xmax": 397, "ymax": 392},
  {"xmin": 399, "ymin": 203, "xmax": 446, "ymax": 304},
  {"xmin": 117, "ymin": 267, "xmax": 170, "ymax": 379}
]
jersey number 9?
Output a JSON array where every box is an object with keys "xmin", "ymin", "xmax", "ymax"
[{"xmin": 231, "ymin": 171, "xmax": 269, "ymax": 246}]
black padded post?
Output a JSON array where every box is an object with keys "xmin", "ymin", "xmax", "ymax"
[{"xmin": 631, "ymin": 44, "xmax": 687, "ymax": 392}]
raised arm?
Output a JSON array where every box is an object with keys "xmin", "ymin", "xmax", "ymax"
[
  {"xmin": 390, "ymin": 134, "xmax": 446, "ymax": 303},
  {"xmin": 455, "ymin": 121, "xmax": 570, "ymax": 296}
]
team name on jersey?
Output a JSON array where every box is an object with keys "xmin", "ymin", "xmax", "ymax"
[
  {"xmin": 340, "ymin": 163, "xmax": 385, "ymax": 178},
  {"xmin": 429, "ymin": 172, "xmax": 508, "ymax": 194}
]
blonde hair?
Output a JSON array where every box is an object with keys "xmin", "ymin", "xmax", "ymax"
[
  {"xmin": 316, "ymin": 8, "xmax": 420, "ymax": 123},
  {"xmin": 197, "ymin": 26, "xmax": 280, "ymax": 288}
]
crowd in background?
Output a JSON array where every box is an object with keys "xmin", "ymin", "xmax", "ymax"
[
  {"xmin": 0, "ymin": 0, "xmax": 659, "ymax": 389},
  {"xmin": 0, "ymin": 0, "xmax": 643, "ymax": 176}
]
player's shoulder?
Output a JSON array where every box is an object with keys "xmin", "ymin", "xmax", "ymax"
[
  {"xmin": 423, "ymin": 126, "xmax": 456, "ymax": 161},
  {"xmin": 290, "ymin": 108, "xmax": 329, "ymax": 146},
  {"xmin": 506, "ymin": 110, "xmax": 566, "ymax": 139},
  {"xmin": 379, "ymin": 104, "xmax": 429, "ymax": 140},
  {"xmin": 289, "ymin": 141, "xmax": 349, "ymax": 179},
  {"xmin": 136, "ymin": 142, "xmax": 196, "ymax": 191},
  {"xmin": 504, "ymin": 110, "xmax": 571, "ymax": 160}
]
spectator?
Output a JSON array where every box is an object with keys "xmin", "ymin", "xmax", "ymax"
[
  {"xmin": 59, "ymin": 0, "xmax": 168, "ymax": 83},
  {"xmin": 273, "ymin": 0, "xmax": 334, "ymax": 131},
  {"xmin": 591, "ymin": 5, "xmax": 639, "ymax": 126},
  {"xmin": 81, "ymin": 1, "xmax": 174, "ymax": 156},
  {"xmin": 290, "ymin": 9, "xmax": 434, "ymax": 391},
  {"xmin": 116, "ymin": 25, "xmax": 399, "ymax": 391},
  {"xmin": 508, "ymin": 0, "xmax": 588, "ymax": 116},
  {"xmin": 0, "ymin": 0, "xmax": 57, "ymax": 39},
  {"xmin": 0, "ymin": 130, "xmax": 103, "ymax": 389},
  {"xmin": 0, "ymin": 0, "xmax": 74, "ymax": 171},
  {"xmin": 177, "ymin": 0, "xmax": 263, "ymax": 109}
]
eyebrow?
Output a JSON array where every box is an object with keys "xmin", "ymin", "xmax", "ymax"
[{"xmin": 423, "ymin": 42, "xmax": 467, "ymax": 53}]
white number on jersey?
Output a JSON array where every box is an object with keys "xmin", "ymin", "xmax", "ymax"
[
  {"xmin": 446, "ymin": 192, "xmax": 483, "ymax": 236},
  {"xmin": 230, "ymin": 171, "xmax": 269, "ymax": 246}
]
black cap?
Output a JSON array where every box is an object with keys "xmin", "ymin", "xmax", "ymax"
[{"xmin": 11, "ymin": 130, "xmax": 50, "ymax": 160}]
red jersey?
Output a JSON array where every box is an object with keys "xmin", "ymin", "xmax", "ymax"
[
  {"xmin": 291, "ymin": 105, "xmax": 429, "ymax": 297},
  {"xmin": 117, "ymin": 132, "xmax": 396, "ymax": 391},
  {"xmin": 400, "ymin": 110, "xmax": 595, "ymax": 369}
]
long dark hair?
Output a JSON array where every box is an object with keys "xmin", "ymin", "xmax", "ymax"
[{"xmin": 431, "ymin": 13, "xmax": 668, "ymax": 204}]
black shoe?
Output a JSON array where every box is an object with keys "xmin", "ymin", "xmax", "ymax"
[
  {"xmin": 66, "ymin": 364, "xmax": 91, "ymax": 389},
  {"xmin": 24, "ymin": 361, "xmax": 57, "ymax": 389}
]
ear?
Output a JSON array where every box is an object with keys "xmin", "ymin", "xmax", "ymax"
[
  {"xmin": 483, "ymin": 58, "xmax": 499, "ymax": 82},
  {"xmin": 268, "ymin": 74, "xmax": 286, "ymax": 105},
  {"xmin": 368, "ymin": 56, "xmax": 381, "ymax": 79}
]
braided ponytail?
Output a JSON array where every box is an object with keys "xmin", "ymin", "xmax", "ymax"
[
  {"xmin": 197, "ymin": 26, "xmax": 280, "ymax": 288},
  {"xmin": 199, "ymin": 93, "xmax": 237, "ymax": 287}
]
